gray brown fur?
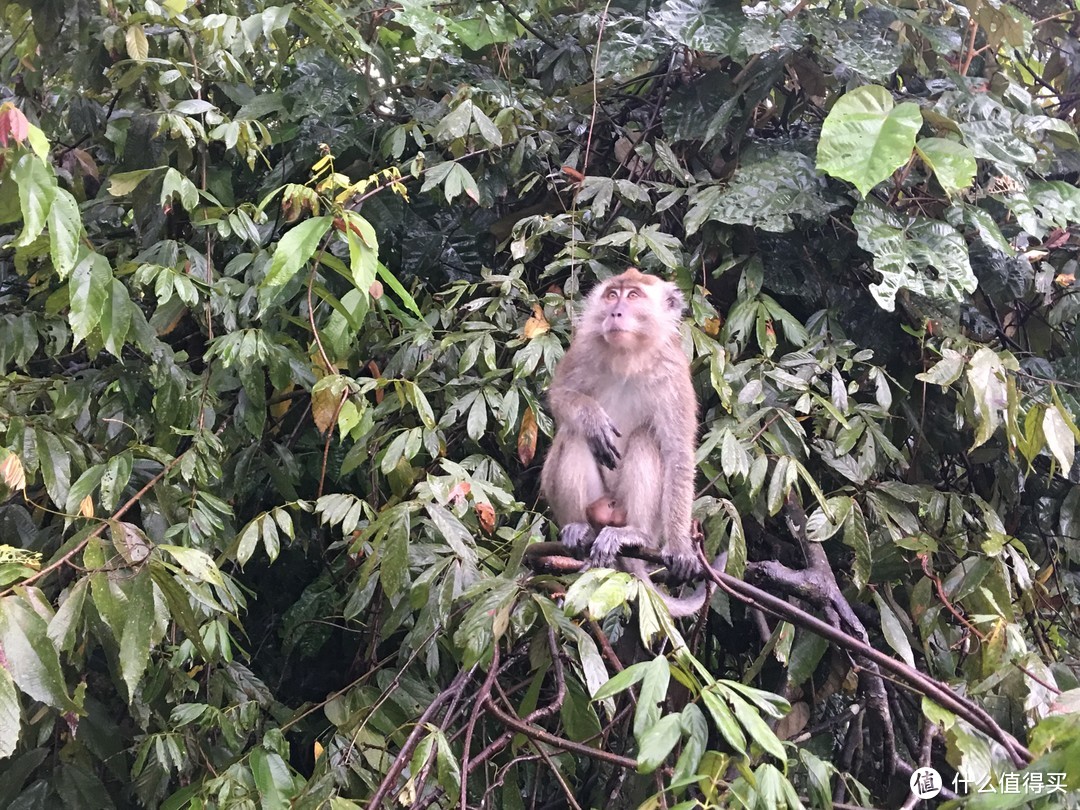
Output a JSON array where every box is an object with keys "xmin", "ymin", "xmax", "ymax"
[{"xmin": 540, "ymin": 269, "xmax": 700, "ymax": 587}]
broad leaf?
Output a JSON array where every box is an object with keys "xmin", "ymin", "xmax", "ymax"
[
  {"xmin": 0, "ymin": 596, "xmax": 78, "ymax": 712},
  {"xmin": 916, "ymin": 138, "xmax": 976, "ymax": 195},
  {"xmin": 852, "ymin": 200, "xmax": 977, "ymax": 311},
  {"xmin": 817, "ymin": 85, "xmax": 922, "ymax": 197},
  {"xmin": 264, "ymin": 216, "xmax": 333, "ymax": 286}
]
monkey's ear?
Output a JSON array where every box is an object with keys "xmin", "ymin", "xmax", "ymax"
[{"xmin": 664, "ymin": 284, "xmax": 687, "ymax": 314}]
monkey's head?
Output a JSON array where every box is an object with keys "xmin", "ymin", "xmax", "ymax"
[{"xmin": 582, "ymin": 268, "xmax": 686, "ymax": 350}]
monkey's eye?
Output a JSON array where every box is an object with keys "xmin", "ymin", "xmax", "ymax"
[
  {"xmin": 627, "ymin": 289, "xmax": 640, "ymax": 299},
  {"xmin": 605, "ymin": 289, "xmax": 618, "ymax": 300}
]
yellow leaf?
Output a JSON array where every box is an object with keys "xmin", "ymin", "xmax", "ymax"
[
  {"xmin": 125, "ymin": 25, "xmax": 149, "ymax": 62},
  {"xmin": 313, "ymin": 740, "xmax": 324, "ymax": 760},
  {"xmin": 523, "ymin": 305, "xmax": 549, "ymax": 339},
  {"xmin": 0, "ymin": 450, "xmax": 26, "ymax": 492},
  {"xmin": 79, "ymin": 495, "xmax": 95, "ymax": 518},
  {"xmin": 518, "ymin": 407, "xmax": 538, "ymax": 466},
  {"xmin": 270, "ymin": 385, "xmax": 295, "ymax": 419}
]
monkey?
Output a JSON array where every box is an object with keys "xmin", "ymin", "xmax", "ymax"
[{"xmin": 541, "ymin": 267, "xmax": 701, "ymax": 588}]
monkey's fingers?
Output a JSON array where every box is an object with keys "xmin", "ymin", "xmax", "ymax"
[
  {"xmin": 588, "ymin": 436, "xmax": 621, "ymax": 470},
  {"xmin": 559, "ymin": 522, "xmax": 595, "ymax": 551}
]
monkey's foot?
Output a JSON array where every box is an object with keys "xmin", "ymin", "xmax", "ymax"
[
  {"xmin": 663, "ymin": 549, "xmax": 702, "ymax": 583},
  {"xmin": 590, "ymin": 526, "xmax": 650, "ymax": 569},
  {"xmin": 558, "ymin": 522, "xmax": 595, "ymax": 553}
]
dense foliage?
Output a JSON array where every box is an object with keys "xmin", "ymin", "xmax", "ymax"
[{"xmin": 2, "ymin": 0, "xmax": 1080, "ymax": 807}]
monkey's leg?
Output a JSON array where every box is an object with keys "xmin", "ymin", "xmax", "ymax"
[
  {"xmin": 590, "ymin": 431, "xmax": 660, "ymax": 567},
  {"xmin": 541, "ymin": 434, "xmax": 606, "ymax": 550}
]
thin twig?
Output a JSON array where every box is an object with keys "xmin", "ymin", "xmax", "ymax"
[{"xmin": 1, "ymin": 453, "xmax": 186, "ymax": 598}]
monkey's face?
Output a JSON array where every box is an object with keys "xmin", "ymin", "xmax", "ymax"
[{"xmin": 598, "ymin": 283, "xmax": 659, "ymax": 348}]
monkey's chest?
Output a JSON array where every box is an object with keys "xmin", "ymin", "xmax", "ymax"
[{"xmin": 595, "ymin": 379, "xmax": 651, "ymax": 435}]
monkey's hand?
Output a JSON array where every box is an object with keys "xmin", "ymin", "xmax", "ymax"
[
  {"xmin": 583, "ymin": 412, "xmax": 622, "ymax": 470},
  {"xmin": 590, "ymin": 526, "xmax": 650, "ymax": 569},
  {"xmin": 558, "ymin": 522, "xmax": 595, "ymax": 552}
]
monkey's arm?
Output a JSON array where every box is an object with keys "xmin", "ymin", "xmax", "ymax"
[{"xmin": 548, "ymin": 359, "xmax": 621, "ymax": 469}]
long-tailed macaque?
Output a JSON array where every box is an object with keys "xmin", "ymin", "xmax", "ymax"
[{"xmin": 541, "ymin": 268, "xmax": 700, "ymax": 583}]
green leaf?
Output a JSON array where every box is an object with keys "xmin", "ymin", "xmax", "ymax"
[
  {"xmin": 471, "ymin": 105, "xmax": 503, "ymax": 147},
  {"xmin": 634, "ymin": 656, "xmax": 669, "ymax": 742},
  {"xmin": 671, "ymin": 703, "xmax": 707, "ymax": 787},
  {"xmin": 721, "ymin": 684, "xmax": 786, "ymax": 761},
  {"xmin": 443, "ymin": 163, "xmax": 480, "ymax": 204},
  {"xmin": 158, "ymin": 545, "xmax": 225, "ymax": 586},
  {"xmin": 99, "ymin": 452, "xmax": 133, "ymax": 513},
  {"xmin": 161, "ymin": 167, "xmax": 199, "ymax": 212},
  {"xmin": 654, "ymin": 0, "xmax": 744, "ymax": 55},
  {"xmin": 817, "ymin": 85, "xmax": 922, "ymax": 197},
  {"xmin": 916, "ymin": 348, "xmax": 966, "ymax": 388},
  {"xmin": 0, "ymin": 664, "xmax": 19, "ymax": 759},
  {"xmin": 12, "ymin": 152, "xmax": 56, "ymax": 247},
  {"xmin": 119, "ymin": 569, "xmax": 155, "ymax": 699},
  {"xmin": 35, "ymin": 428, "xmax": 71, "ymax": 510},
  {"xmin": 107, "ymin": 169, "xmax": 158, "ymax": 196},
  {"xmin": 264, "ymin": 216, "xmax": 333, "ymax": 286},
  {"xmin": 433, "ymin": 101, "xmax": 474, "ymax": 143},
  {"xmin": 766, "ymin": 456, "xmax": 795, "ymax": 516},
  {"xmin": 872, "ymin": 592, "xmax": 915, "ymax": 667},
  {"xmin": 69, "ymin": 252, "xmax": 112, "ymax": 347},
  {"xmin": 915, "ymin": 138, "xmax": 977, "ymax": 196},
  {"xmin": 852, "ymin": 200, "xmax": 977, "ymax": 312},
  {"xmin": 700, "ymin": 686, "xmax": 746, "ymax": 754},
  {"xmin": 236, "ymin": 517, "xmax": 262, "ymax": 566},
  {"xmin": 0, "ymin": 595, "xmax": 78, "ymax": 712},
  {"xmin": 47, "ymin": 577, "xmax": 89, "ymax": 654},
  {"xmin": 1044, "ymin": 404, "xmax": 1075, "ymax": 474},
  {"xmin": 47, "ymin": 189, "xmax": 82, "ymax": 279},
  {"xmin": 425, "ymin": 505, "xmax": 477, "ymax": 565},
  {"xmin": 967, "ymin": 347, "xmax": 1008, "ymax": 451},
  {"xmin": 636, "ymin": 714, "xmax": 682, "ymax": 773},
  {"xmin": 342, "ymin": 211, "xmax": 378, "ymax": 293},
  {"xmin": 65, "ymin": 465, "xmax": 105, "ymax": 516},
  {"xmin": 249, "ymin": 747, "xmax": 293, "ymax": 810},
  {"xmin": 843, "ymin": 501, "xmax": 872, "ymax": 591},
  {"xmin": 686, "ymin": 150, "xmax": 840, "ymax": 235},
  {"xmin": 100, "ymin": 278, "xmax": 133, "ymax": 358},
  {"xmin": 376, "ymin": 261, "xmax": 423, "ymax": 317}
]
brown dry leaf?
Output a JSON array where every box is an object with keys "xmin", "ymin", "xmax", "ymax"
[
  {"xmin": 367, "ymin": 360, "xmax": 384, "ymax": 404},
  {"xmin": 518, "ymin": 406, "xmax": 538, "ymax": 466},
  {"xmin": 523, "ymin": 304, "xmax": 549, "ymax": 339},
  {"xmin": 774, "ymin": 701, "xmax": 810, "ymax": 741},
  {"xmin": 156, "ymin": 307, "xmax": 188, "ymax": 337},
  {"xmin": 0, "ymin": 451, "xmax": 26, "ymax": 492},
  {"xmin": 1055, "ymin": 273, "xmax": 1075, "ymax": 287},
  {"xmin": 448, "ymin": 481, "xmax": 472, "ymax": 504},
  {"xmin": 475, "ymin": 502, "xmax": 496, "ymax": 534},
  {"xmin": 270, "ymin": 385, "xmax": 295, "ymax": 419},
  {"xmin": 703, "ymin": 316, "xmax": 722, "ymax": 336},
  {"xmin": 311, "ymin": 386, "xmax": 343, "ymax": 434},
  {"xmin": 79, "ymin": 495, "xmax": 95, "ymax": 518}
]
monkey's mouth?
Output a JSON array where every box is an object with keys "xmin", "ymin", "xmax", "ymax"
[{"xmin": 602, "ymin": 326, "xmax": 641, "ymax": 346}]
